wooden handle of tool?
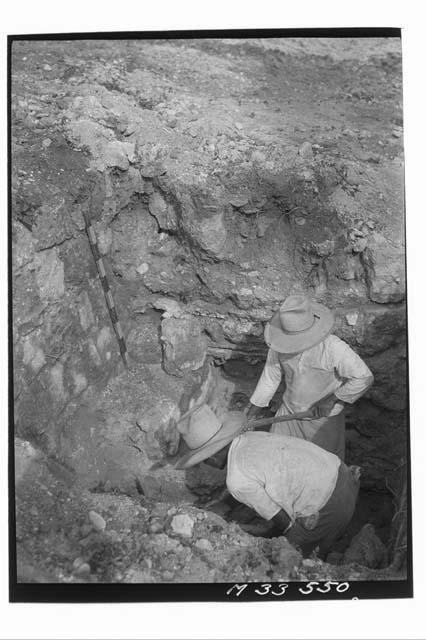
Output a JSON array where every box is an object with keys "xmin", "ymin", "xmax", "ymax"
[{"xmin": 247, "ymin": 410, "xmax": 313, "ymax": 429}]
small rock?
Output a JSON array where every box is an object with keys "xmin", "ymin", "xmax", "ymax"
[
  {"xmin": 43, "ymin": 64, "xmax": 52, "ymax": 71},
  {"xmin": 302, "ymin": 170, "xmax": 314, "ymax": 181},
  {"xmin": 392, "ymin": 129, "xmax": 402, "ymax": 138},
  {"xmin": 140, "ymin": 163, "xmax": 166, "ymax": 178},
  {"xmin": 72, "ymin": 557, "xmax": 85, "ymax": 570},
  {"xmin": 345, "ymin": 312, "xmax": 359, "ymax": 326},
  {"xmin": 345, "ymin": 166, "xmax": 359, "ymax": 186},
  {"xmin": 102, "ymin": 140, "xmax": 135, "ymax": 170},
  {"xmin": 240, "ymin": 204, "xmax": 260, "ymax": 216},
  {"xmin": 257, "ymin": 217, "xmax": 270, "ymax": 237},
  {"xmin": 352, "ymin": 237, "xmax": 368, "ymax": 253},
  {"xmin": 235, "ymin": 122, "xmax": 243, "ymax": 130},
  {"xmin": 136, "ymin": 262, "xmax": 149, "ymax": 275},
  {"xmin": 247, "ymin": 270, "xmax": 260, "ymax": 278},
  {"xmin": 302, "ymin": 558, "xmax": 317, "ymax": 568},
  {"xmin": 229, "ymin": 195, "xmax": 249, "ymax": 208},
  {"xmin": 239, "ymin": 219, "xmax": 251, "ymax": 238},
  {"xmin": 153, "ymin": 297, "xmax": 183, "ymax": 318},
  {"xmin": 343, "ymin": 523, "xmax": 386, "ymax": 569},
  {"xmin": 75, "ymin": 562, "xmax": 91, "ymax": 576},
  {"xmin": 148, "ymin": 517, "xmax": 164, "ymax": 534},
  {"xmin": 299, "ymin": 141, "xmax": 313, "ymax": 159},
  {"xmin": 170, "ymin": 513, "xmax": 194, "ymax": 538},
  {"xmin": 163, "ymin": 571, "xmax": 174, "ymax": 581},
  {"xmin": 295, "ymin": 217, "xmax": 306, "ymax": 226},
  {"xmin": 42, "ymin": 138, "xmax": 52, "ymax": 149},
  {"xmin": 239, "ymin": 288, "xmax": 253, "ymax": 296},
  {"xmin": 108, "ymin": 530, "xmax": 122, "ymax": 543},
  {"xmin": 195, "ymin": 538, "xmax": 213, "ymax": 551},
  {"xmin": 88, "ymin": 510, "xmax": 106, "ymax": 531},
  {"xmin": 251, "ymin": 150, "xmax": 266, "ymax": 163}
]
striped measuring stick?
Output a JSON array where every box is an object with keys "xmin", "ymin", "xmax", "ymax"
[{"xmin": 82, "ymin": 208, "xmax": 129, "ymax": 368}]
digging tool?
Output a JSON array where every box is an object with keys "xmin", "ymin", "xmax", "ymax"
[{"xmin": 177, "ymin": 402, "xmax": 313, "ymax": 436}]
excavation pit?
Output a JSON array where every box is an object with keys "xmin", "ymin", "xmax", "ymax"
[{"xmin": 12, "ymin": 37, "xmax": 407, "ymax": 583}]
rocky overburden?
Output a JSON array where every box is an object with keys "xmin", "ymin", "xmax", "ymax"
[
  {"xmin": 15, "ymin": 438, "xmax": 399, "ymax": 583},
  {"xmin": 12, "ymin": 37, "xmax": 407, "ymax": 582}
]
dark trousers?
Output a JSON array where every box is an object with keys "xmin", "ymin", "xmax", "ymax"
[{"xmin": 286, "ymin": 462, "xmax": 359, "ymax": 557}]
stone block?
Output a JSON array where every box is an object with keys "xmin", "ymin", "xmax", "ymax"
[
  {"xmin": 362, "ymin": 232, "xmax": 405, "ymax": 303},
  {"xmin": 34, "ymin": 247, "xmax": 65, "ymax": 301},
  {"xmin": 148, "ymin": 192, "xmax": 176, "ymax": 230},
  {"xmin": 161, "ymin": 316, "xmax": 207, "ymax": 376},
  {"xmin": 78, "ymin": 291, "xmax": 96, "ymax": 331},
  {"xmin": 22, "ymin": 337, "xmax": 46, "ymax": 372}
]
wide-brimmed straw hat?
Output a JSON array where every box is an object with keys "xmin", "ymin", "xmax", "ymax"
[
  {"xmin": 264, "ymin": 294, "xmax": 334, "ymax": 354},
  {"xmin": 175, "ymin": 405, "xmax": 245, "ymax": 470}
]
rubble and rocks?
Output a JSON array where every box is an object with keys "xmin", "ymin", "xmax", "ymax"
[
  {"xmin": 14, "ymin": 432, "xmax": 404, "ymax": 584},
  {"xmin": 11, "ymin": 38, "xmax": 406, "ymax": 584},
  {"xmin": 343, "ymin": 524, "xmax": 387, "ymax": 569}
]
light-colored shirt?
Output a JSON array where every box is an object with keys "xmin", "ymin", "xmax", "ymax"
[
  {"xmin": 250, "ymin": 334, "xmax": 373, "ymax": 415},
  {"xmin": 226, "ymin": 431, "xmax": 341, "ymax": 521}
]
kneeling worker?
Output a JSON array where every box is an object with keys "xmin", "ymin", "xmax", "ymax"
[{"xmin": 176, "ymin": 412, "xmax": 359, "ymax": 558}]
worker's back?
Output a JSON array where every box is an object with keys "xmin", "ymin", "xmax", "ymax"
[{"xmin": 226, "ymin": 431, "xmax": 341, "ymax": 521}]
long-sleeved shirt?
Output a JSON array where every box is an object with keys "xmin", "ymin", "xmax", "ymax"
[
  {"xmin": 250, "ymin": 334, "xmax": 373, "ymax": 416},
  {"xmin": 226, "ymin": 431, "xmax": 341, "ymax": 521}
]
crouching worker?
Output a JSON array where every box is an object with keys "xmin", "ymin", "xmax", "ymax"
[{"xmin": 176, "ymin": 411, "xmax": 360, "ymax": 558}]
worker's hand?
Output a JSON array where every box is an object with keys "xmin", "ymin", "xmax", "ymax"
[
  {"xmin": 309, "ymin": 394, "xmax": 340, "ymax": 418},
  {"xmin": 297, "ymin": 512, "xmax": 319, "ymax": 530},
  {"xmin": 243, "ymin": 403, "xmax": 263, "ymax": 420}
]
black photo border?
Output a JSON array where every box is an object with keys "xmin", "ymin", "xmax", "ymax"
[{"xmin": 8, "ymin": 26, "xmax": 412, "ymax": 603}]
